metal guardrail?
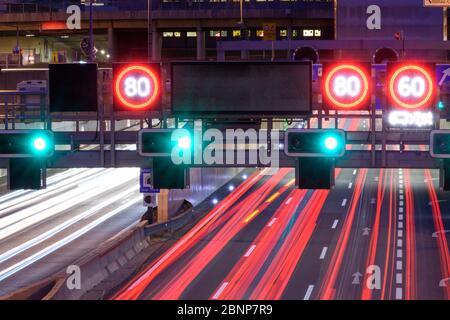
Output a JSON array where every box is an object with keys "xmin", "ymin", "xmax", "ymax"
[{"xmin": 0, "ymin": 90, "xmax": 48, "ymax": 129}]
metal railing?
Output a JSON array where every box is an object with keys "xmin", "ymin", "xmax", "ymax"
[{"xmin": 0, "ymin": 90, "xmax": 48, "ymax": 130}]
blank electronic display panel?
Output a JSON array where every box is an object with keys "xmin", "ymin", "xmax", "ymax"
[
  {"xmin": 49, "ymin": 63, "xmax": 98, "ymax": 112},
  {"xmin": 171, "ymin": 62, "xmax": 312, "ymax": 117}
]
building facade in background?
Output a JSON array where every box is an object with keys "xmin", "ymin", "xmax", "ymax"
[{"xmin": 0, "ymin": 0, "xmax": 449, "ymax": 66}]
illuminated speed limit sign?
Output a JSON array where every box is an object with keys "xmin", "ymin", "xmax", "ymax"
[
  {"xmin": 387, "ymin": 63, "xmax": 436, "ymax": 110},
  {"xmin": 323, "ymin": 63, "xmax": 372, "ymax": 110},
  {"xmin": 113, "ymin": 63, "xmax": 161, "ymax": 111}
]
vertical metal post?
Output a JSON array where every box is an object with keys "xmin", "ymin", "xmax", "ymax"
[
  {"xmin": 371, "ymin": 102, "xmax": 376, "ymax": 168},
  {"xmin": 99, "ymin": 97, "xmax": 105, "ymax": 167},
  {"xmin": 5, "ymin": 97, "xmax": 9, "ymax": 130},
  {"xmin": 88, "ymin": 0, "xmax": 95, "ymax": 62},
  {"xmin": 148, "ymin": 0, "xmax": 152, "ymax": 61},
  {"xmin": 111, "ymin": 111, "xmax": 116, "ymax": 167}
]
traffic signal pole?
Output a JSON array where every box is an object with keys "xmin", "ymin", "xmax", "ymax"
[{"xmin": 88, "ymin": 0, "xmax": 94, "ymax": 63}]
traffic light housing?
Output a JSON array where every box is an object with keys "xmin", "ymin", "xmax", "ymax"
[
  {"xmin": 285, "ymin": 129, "xmax": 345, "ymax": 190},
  {"xmin": 285, "ymin": 129, "xmax": 346, "ymax": 158},
  {"xmin": 8, "ymin": 159, "xmax": 43, "ymax": 190},
  {"xmin": 430, "ymin": 130, "xmax": 450, "ymax": 158},
  {"xmin": 0, "ymin": 130, "xmax": 54, "ymax": 158},
  {"xmin": 138, "ymin": 129, "xmax": 192, "ymax": 189},
  {"xmin": 138, "ymin": 129, "xmax": 193, "ymax": 157}
]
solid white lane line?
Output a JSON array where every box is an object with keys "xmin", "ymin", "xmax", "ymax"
[
  {"xmin": 319, "ymin": 247, "xmax": 328, "ymax": 260},
  {"xmin": 212, "ymin": 282, "xmax": 229, "ymax": 300},
  {"xmin": 244, "ymin": 245, "xmax": 257, "ymax": 258},
  {"xmin": 303, "ymin": 285, "xmax": 315, "ymax": 300}
]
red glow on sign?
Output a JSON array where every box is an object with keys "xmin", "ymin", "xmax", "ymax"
[
  {"xmin": 41, "ymin": 22, "xmax": 67, "ymax": 31},
  {"xmin": 113, "ymin": 64, "xmax": 160, "ymax": 111},
  {"xmin": 323, "ymin": 64, "xmax": 371, "ymax": 110},
  {"xmin": 387, "ymin": 64, "xmax": 436, "ymax": 110}
]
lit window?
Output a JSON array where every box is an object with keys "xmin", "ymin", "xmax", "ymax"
[
  {"xmin": 163, "ymin": 32, "xmax": 174, "ymax": 38},
  {"xmin": 210, "ymin": 30, "xmax": 221, "ymax": 37},
  {"xmin": 280, "ymin": 29, "xmax": 287, "ymax": 37},
  {"xmin": 174, "ymin": 32, "xmax": 181, "ymax": 37},
  {"xmin": 187, "ymin": 31, "xmax": 197, "ymax": 37},
  {"xmin": 292, "ymin": 30, "xmax": 298, "ymax": 37},
  {"xmin": 303, "ymin": 29, "xmax": 314, "ymax": 37},
  {"xmin": 314, "ymin": 29, "xmax": 322, "ymax": 37},
  {"xmin": 221, "ymin": 30, "xmax": 228, "ymax": 37},
  {"xmin": 233, "ymin": 30, "xmax": 241, "ymax": 37},
  {"xmin": 256, "ymin": 30, "xmax": 264, "ymax": 37}
]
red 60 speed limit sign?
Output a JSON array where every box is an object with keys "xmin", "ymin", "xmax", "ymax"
[
  {"xmin": 113, "ymin": 63, "xmax": 161, "ymax": 112},
  {"xmin": 387, "ymin": 63, "xmax": 436, "ymax": 111}
]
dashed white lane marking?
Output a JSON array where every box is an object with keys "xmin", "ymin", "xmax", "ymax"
[
  {"xmin": 244, "ymin": 245, "xmax": 257, "ymax": 258},
  {"xmin": 348, "ymin": 182, "xmax": 353, "ymax": 189},
  {"xmin": 341, "ymin": 199, "xmax": 348, "ymax": 207},
  {"xmin": 353, "ymin": 169, "xmax": 357, "ymax": 175},
  {"xmin": 304, "ymin": 285, "xmax": 315, "ymax": 300},
  {"xmin": 397, "ymin": 170, "xmax": 404, "ymax": 301},
  {"xmin": 267, "ymin": 218, "xmax": 277, "ymax": 227},
  {"xmin": 285, "ymin": 197, "xmax": 293, "ymax": 205},
  {"xmin": 396, "ymin": 287, "xmax": 403, "ymax": 300},
  {"xmin": 331, "ymin": 219, "xmax": 339, "ymax": 229},
  {"xmin": 319, "ymin": 247, "xmax": 328, "ymax": 260},
  {"xmin": 396, "ymin": 273, "xmax": 403, "ymax": 284},
  {"xmin": 212, "ymin": 282, "xmax": 229, "ymax": 300}
]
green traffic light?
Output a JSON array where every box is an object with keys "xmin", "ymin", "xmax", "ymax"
[
  {"xmin": 324, "ymin": 136, "xmax": 339, "ymax": 151},
  {"xmin": 33, "ymin": 137, "xmax": 47, "ymax": 151},
  {"xmin": 177, "ymin": 136, "xmax": 191, "ymax": 150}
]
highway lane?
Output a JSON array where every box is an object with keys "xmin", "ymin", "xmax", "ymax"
[
  {"xmin": 0, "ymin": 167, "xmax": 143, "ymax": 295},
  {"xmin": 111, "ymin": 118, "xmax": 450, "ymax": 301},
  {"xmin": 112, "ymin": 167, "xmax": 450, "ymax": 301}
]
